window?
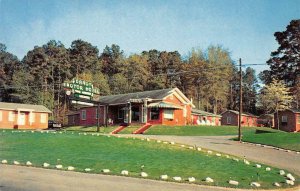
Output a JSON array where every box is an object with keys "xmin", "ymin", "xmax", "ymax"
[
  {"xmin": 9, "ymin": 111, "xmax": 14, "ymax": 122},
  {"xmin": 40, "ymin": 114, "xmax": 47, "ymax": 123},
  {"xmin": 118, "ymin": 108, "xmax": 124, "ymax": 119},
  {"xmin": 282, "ymin": 116, "xmax": 287, "ymax": 123},
  {"xmin": 227, "ymin": 116, "xmax": 231, "ymax": 124},
  {"xmin": 298, "ymin": 115, "xmax": 300, "ymax": 124},
  {"xmin": 150, "ymin": 108, "xmax": 159, "ymax": 120},
  {"xmin": 81, "ymin": 110, "xmax": 86, "ymax": 120},
  {"xmin": 164, "ymin": 109, "xmax": 174, "ymax": 119},
  {"xmin": 0, "ymin": 111, "xmax": 2, "ymax": 121}
]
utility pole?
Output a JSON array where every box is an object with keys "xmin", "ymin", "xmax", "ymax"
[{"xmin": 238, "ymin": 58, "xmax": 242, "ymax": 142}]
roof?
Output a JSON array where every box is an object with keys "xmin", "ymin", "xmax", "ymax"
[
  {"xmin": 287, "ymin": 109, "xmax": 300, "ymax": 114},
  {"xmin": 0, "ymin": 102, "xmax": 51, "ymax": 113},
  {"xmin": 221, "ymin": 110, "xmax": 258, "ymax": 117},
  {"xmin": 98, "ymin": 88, "xmax": 193, "ymax": 106},
  {"xmin": 148, "ymin": 101, "xmax": 183, "ymax": 109},
  {"xmin": 192, "ymin": 109, "xmax": 221, "ymax": 117}
]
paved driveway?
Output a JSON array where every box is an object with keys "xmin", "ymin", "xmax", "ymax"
[{"xmin": 116, "ymin": 135, "xmax": 300, "ymax": 176}]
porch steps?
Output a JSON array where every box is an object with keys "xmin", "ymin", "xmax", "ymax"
[
  {"xmin": 110, "ymin": 125, "xmax": 127, "ymax": 134},
  {"xmin": 132, "ymin": 123, "xmax": 152, "ymax": 134}
]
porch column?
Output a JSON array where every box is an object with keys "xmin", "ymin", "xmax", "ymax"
[
  {"xmin": 127, "ymin": 102, "xmax": 132, "ymax": 125},
  {"xmin": 29, "ymin": 111, "xmax": 32, "ymax": 126},
  {"xmin": 17, "ymin": 110, "xmax": 20, "ymax": 125},
  {"xmin": 143, "ymin": 99, "xmax": 148, "ymax": 123}
]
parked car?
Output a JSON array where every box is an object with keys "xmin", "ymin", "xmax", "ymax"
[{"xmin": 48, "ymin": 120, "xmax": 62, "ymax": 129}]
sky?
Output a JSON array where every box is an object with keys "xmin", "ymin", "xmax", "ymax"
[{"xmin": 0, "ymin": 0, "xmax": 300, "ymax": 74}]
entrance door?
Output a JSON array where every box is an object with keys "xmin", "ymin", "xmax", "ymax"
[
  {"xmin": 131, "ymin": 106, "xmax": 140, "ymax": 122},
  {"xmin": 18, "ymin": 113, "xmax": 26, "ymax": 125}
]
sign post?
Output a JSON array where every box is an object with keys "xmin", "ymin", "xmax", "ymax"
[{"xmin": 63, "ymin": 79, "xmax": 101, "ymax": 131}]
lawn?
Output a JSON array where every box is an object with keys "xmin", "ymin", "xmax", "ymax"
[
  {"xmin": 144, "ymin": 125, "xmax": 262, "ymax": 136},
  {"xmin": 241, "ymin": 130, "xmax": 300, "ymax": 151},
  {"xmin": 0, "ymin": 129, "xmax": 298, "ymax": 189}
]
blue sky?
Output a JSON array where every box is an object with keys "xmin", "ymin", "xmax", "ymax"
[{"xmin": 0, "ymin": 0, "xmax": 299, "ymax": 73}]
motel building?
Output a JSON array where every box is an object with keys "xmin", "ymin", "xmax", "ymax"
[
  {"xmin": 67, "ymin": 88, "xmax": 194, "ymax": 127},
  {"xmin": 0, "ymin": 102, "xmax": 51, "ymax": 129}
]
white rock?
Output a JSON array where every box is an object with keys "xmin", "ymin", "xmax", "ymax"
[
  {"xmin": 160, "ymin": 175, "xmax": 168, "ymax": 180},
  {"xmin": 197, "ymin": 147, "xmax": 202, "ymax": 151},
  {"xmin": 286, "ymin": 173, "xmax": 295, "ymax": 181},
  {"xmin": 146, "ymin": 138, "xmax": 150, "ymax": 142},
  {"xmin": 102, "ymin": 169, "xmax": 110, "ymax": 173},
  {"xmin": 229, "ymin": 180, "xmax": 239, "ymax": 186},
  {"xmin": 141, "ymin": 172, "xmax": 148, "ymax": 177},
  {"xmin": 173, "ymin": 176, "xmax": 182, "ymax": 181},
  {"xmin": 188, "ymin": 177, "xmax": 196, "ymax": 182},
  {"xmin": 233, "ymin": 158, "xmax": 239, "ymax": 162},
  {"xmin": 121, "ymin": 170, "xmax": 129, "ymax": 175},
  {"xmin": 83, "ymin": 133, "xmax": 87, "ymax": 135},
  {"xmin": 286, "ymin": 179, "xmax": 294, "ymax": 185},
  {"xmin": 279, "ymin": 170, "xmax": 285, "ymax": 175},
  {"xmin": 207, "ymin": 150, "xmax": 213, "ymax": 154},
  {"xmin": 1, "ymin": 160, "xmax": 8, "ymax": 164},
  {"xmin": 163, "ymin": 141, "xmax": 169, "ymax": 144},
  {"xmin": 273, "ymin": 182, "xmax": 281, "ymax": 187},
  {"xmin": 56, "ymin": 164, "xmax": 63, "ymax": 169},
  {"xmin": 170, "ymin": 142, "xmax": 175, "ymax": 145},
  {"xmin": 250, "ymin": 182, "xmax": 261, "ymax": 187},
  {"xmin": 84, "ymin": 168, "xmax": 91, "ymax": 172},
  {"xmin": 266, "ymin": 167, "xmax": 271, "ymax": 171},
  {"xmin": 157, "ymin": 140, "xmax": 161, "ymax": 143},
  {"xmin": 188, "ymin": 146, "xmax": 194, "ymax": 150},
  {"xmin": 26, "ymin": 161, "xmax": 32, "ymax": 166},
  {"xmin": 43, "ymin": 163, "xmax": 50, "ymax": 168},
  {"xmin": 243, "ymin": 159, "xmax": 250, "ymax": 165},
  {"xmin": 296, "ymin": 152, "xmax": 299, "ymax": 154},
  {"xmin": 225, "ymin": 155, "xmax": 230, "ymax": 158},
  {"xmin": 13, "ymin": 161, "xmax": 20, "ymax": 165},
  {"xmin": 181, "ymin": 145, "xmax": 185, "ymax": 148},
  {"xmin": 216, "ymin": 153, "xmax": 221, "ymax": 157},
  {"xmin": 255, "ymin": 164, "xmax": 261, "ymax": 168},
  {"xmin": 67, "ymin": 166, "xmax": 75, "ymax": 171},
  {"xmin": 205, "ymin": 177, "xmax": 214, "ymax": 183}
]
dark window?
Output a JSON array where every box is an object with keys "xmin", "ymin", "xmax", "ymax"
[
  {"xmin": 150, "ymin": 108, "xmax": 160, "ymax": 120},
  {"xmin": 118, "ymin": 108, "xmax": 124, "ymax": 119}
]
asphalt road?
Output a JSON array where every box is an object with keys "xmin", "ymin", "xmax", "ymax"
[{"xmin": 0, "ymin": 165, "xmax": 239, "ymax": 191}]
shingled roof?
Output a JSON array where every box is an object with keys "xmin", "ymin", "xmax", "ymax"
[
  {"xmin": 98, "ymin": 88, "xmax": 190, "ymax": 105},
  {"xmin": 0, "ymin": 102, "xmax": 51, "ymax": 113},
  {"xmin": 221, "ymin": 110, "xmax": 258, "ymax": 117},
  {"xmin": 192, "ymin": 108, "xmax": 221, "ymax": 117}
]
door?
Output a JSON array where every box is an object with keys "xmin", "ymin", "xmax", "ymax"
[{"xmin": 18, "ymin": 113, "xmax": 26, "ymax": 125}]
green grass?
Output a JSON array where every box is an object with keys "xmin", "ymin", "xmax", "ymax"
[
  {"xmin": 0, "ymin": 129, "xmax": 298, "ymax": 189},
  {"xmin": 241, "ymin": 129, "xmax": 300, "ymax": 151},
  {"xmin": 144, "ymin": 125, "xmax": 263, "ymax": 136},
  {"xmin": 65, "ymin": 126, "xmax": 118, "ymax": 134}
]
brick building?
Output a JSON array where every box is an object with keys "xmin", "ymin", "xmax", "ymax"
[
  {"xmin": 274, "ymin": 109, "xmax": 300, "ymax": 132},
  {"xmin": 67, "ymin": 88, "xmax": 194, "ymax": 126},
  {"xmin": 0, "ymin": 102, "xmax": 51, "ymax": 129},
  {"xmin": 221, "ymin": 110, "xmax": 258, "ymax": 127}
]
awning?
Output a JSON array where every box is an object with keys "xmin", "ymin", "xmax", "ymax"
[{"xmin": 148, "ymin": 102, "xmax": 182, "ymax": 109}]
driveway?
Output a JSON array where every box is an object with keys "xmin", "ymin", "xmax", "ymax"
[{"xmin": 116, "ymin": 135, "xmax": 300, "ymax": 176}]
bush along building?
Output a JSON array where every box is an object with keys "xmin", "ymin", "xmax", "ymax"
[
  {"xmin": 67, "ymin": 88, "xmax": 194, "ymax": 127},
  {"xmin": 0, "ymin": 102, "xmax": 51, "ymax": 129},
  {"xmin": 191, "ymin": 109, "xmax": 221, "ymax": 126}
]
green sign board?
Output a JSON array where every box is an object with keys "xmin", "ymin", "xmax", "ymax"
[{"xmin": 63, "ymin": 79, "xmax": 100, "ymax": 100}]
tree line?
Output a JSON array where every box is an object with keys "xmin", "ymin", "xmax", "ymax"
[
  {"xmin": 1, "ymin": 19, "xmax": 296, "ymax": 125},
  {"xmin": 0, "ymin": 40, "xmax": 260, "ymax": 123}
]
